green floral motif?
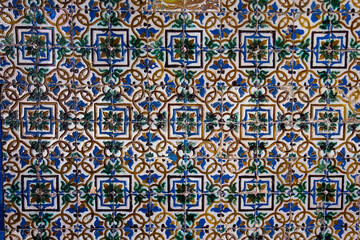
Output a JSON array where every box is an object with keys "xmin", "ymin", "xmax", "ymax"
[
  {"xmin": 248, "ymin": 142, "xmax": 267, "ymax": 154},
  {"xmin": 318, "ymin": 141, "xmax": 337, "ymax": 153},
  {"xmin": 99, "ymin": 11, "xmax": 122, "ymax": 27},
  {"xmin": 102, "ymin": 89, "xmax": 123, "ymax": 102},
  {"xmin": 133, "ymin": 112, "xmax": 147, "ymax": 131},
  {"xmin": 276, "ymin": 183, "xmax": 290, "ymax": 204},
  {"xmin": 28, "ymin": 110, "xmax": 50, "ymax": 131},
  {"xmin": 61, "ymin": 181, "xmax": 75, "ymax": 204},
  {"xmin": 294, "ymin": 181, "xmax": 307, "ymax": 203},
  {"xmin": 225, "ymin": 183, "xmax": 237, "ymax": 204},
  {"xmin": 32, "ymin": 232, "xmax": 51, "ymax": 240},
  {"xmin": 173, "ymin": 69, "xmax": 196, "ymax": 83},
  {"xmin": 30, "ymin": 182, "xmax": 52, "ymax": 204},
  {"xmin": 245, "ymin": 212, "xmax": 267, "ymax": 225},
  {"xmin": 134, "ymin": 183, "xmax": 148, "ymax": 204},
  {"xmin": 172, "ymin": 15, "xmax": 194, "ymax": 28},
  {"xmin": 316, "ymin": 232, "xmax": 335, "ymax": 240},
  {"xmin": 323, "ymin": 0, "xmax": 340, "ymax": 10},
  {"xmin": 99, "ymin": 37, "xmax": 122, "ymax": 59},
  {"xmin": 318, "ymin": 112, "xmax": 339, "ymax": 132},
  {"xmin": 175, "ymin": 230, "xmax": 194, "ymax": 240},
  {"xmin": 102, "ymin": 111, "xmax": 124, "ymax": 132},
  {"xmin": 23, "ymin": 9, "xmax": 46, "ymax": 24},
  {"xmin": 175, "ymin": 183, "xmax": 196, "ymax": 204},
  {"xmin": 103, "ymin": 183, "xmax": 124, "ymax": 204},
  {"xmin": 176, "ymin": 90, "xmax": 195, "ymax": 103},
  {"xmin": 347, "ymin": 111, "xmax": 360, "ymax": 132},
  {"xmin": 350, "ymin": 39, "xmax": 360, "ymax": 61},
  {"xmin": 102, "ymin": 160, "xmax": 123, "ymax": 174},
  {"xmin": 176, "ymin": 112, "xmax": 197, "ymax": 134},
  {"xmin": 174, "ymin": 38, "xmax": 196, "ymax": 60},
  {"xmin": 75, "ymin": 35, "xmax": 91, "ymax": 59},
  {"xmin": 274, "ymin": 38, "xmax": 291, "ymax": 61},
  {"xmin": 100, "ymin": 0, "xmax": 122, "ymax": 7},
  {"xmin": 154, "ymin": 182, "xmax": 167, "ymax": 204},
  {"xmin": 29, "ymin": 162, "xmax": 51, "ymax": 175},
  {"xmin": 276, "ymin": 112, "xmax": 289, "ymax": 131},
  {"xmin": 248, "ymin": 112, "xmax": 268, "ymax": 133},
  {"xmin": 59, "ymin": 110, "xmax": 73, "ymax": 131},
  {"xmin": 4, "ymin": 110, "xmax": 19, "ymax": 130},
  {"xmin": 297, "ymin": 38, "xmax": 310, "ymax": 61},
  {"xmin": 246, "ymin": 39, "xmax": 268, "ymax": 60},
  {"xmin": 249, "ymin": 0, "xmax": 268, "ymax": 10},
  {"xmin": 320, "ymin": 15, "xmax": 340, "ymax": 30},
  {"xmin": 81, "ymin": 112, "xmax": 93, "ymax": 131},
  {"xmin": 105, "ymin": 231, "xmax": 121, "ymax": 240},
  {"xmin": 7, "ymin": 182, "xmax": 21, "ymax": 206},
  {"xmin": 205, "ymin": 183, "xmax": 218, "ymax": 205},
  {"xmin": 25, "ymin": 67, "xmax": 49, "ymax": 83},
  {"xmin": 204, "ymin": 37, "xmax": 219, "ymax": 61},
  {"xmin": 30, "ymin": 212, "xmax": 53, "ymax": 228},
  {"xmin": 150, "ymin": 38, "xmax": 164, "ymax": 61},
  {"xmin": 30, "ymin": 140, "xmax": 50, "ymax": 152},
  {"xmin": 245, "ymin": 183, "xmax": 266, "ymax": 204},
  {"xmin": 205, "ymin": 113, "xmax": 217, "ymax": 132},
  {"xmin": 80, "ymin": 183, "xmax": 95, "ymax": 205},
  {"xmin": 154, "ymin": 112, "xmax": 167, "ymax": 130},
  {"xmin": 226, "ymin": 113, "xmax": 239, "ymax": 132},
  {"xmin": 248, "ymin": 232, "xmax": 263, "ymax": 240},
  {"xmin": 319, "ymin": 89, "xmax": 338, "ymax": 103},
  {"xmin": 316, "ymin": 182, "xmax": 336, "ymax": 202},
  {"xmin": 100, "ymin": 68, "xmax": 123, "ymax": 84},
  {"xmin": 104, "ymin": 212, "xmax": 126, "ymax": 225},
  {"xmin": 28, "ymin": 88, "xmax": 49, "ymax": 101},
  {"xmin": 130, "ymin": 36, "xmax": 145, "ymax": 59},
  {"xmin": 319, "ymin": 39, "xmax": 340, "ymax": 61},
  {"xmin": 246, "ymin": 15, "xmax": 267, "ymax": 29},
  {"xmin": 295, "ymin": 113, "xmax": 309, "ymax": 132},
  {"xmin": 24, "ymin": 35, "xmax": 46, "ymax": 58},
  {"xmin": 104, "ymin": 141, "xmax": 123, "ymax": 154},
  {"xmin": 1, "ymin": 34, "xmax": 15, "ymax": 58},
  {"xmin": 247, "ymin": 70, "xmax": 268, "ymax": 85},
  {"xmin": 56, "ymin": 34, "xmax": 70, "ymax": 59},
  {"xmin": 224, "ymin": 38, "xmax": 237, "ymax": 61}
]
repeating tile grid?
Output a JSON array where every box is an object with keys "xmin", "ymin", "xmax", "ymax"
[{"xmin": 1, "ymin": 0, "xmax": 360, "ymax": 239}]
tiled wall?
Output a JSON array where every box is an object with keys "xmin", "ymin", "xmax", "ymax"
[{"xmin": 1, "ymin": 0, "xmax": 360, "ymax": 239}]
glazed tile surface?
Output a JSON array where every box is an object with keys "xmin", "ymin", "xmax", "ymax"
[{"xmin": 1, "ymin": 0, "xmax": 360, "ymax": 239}]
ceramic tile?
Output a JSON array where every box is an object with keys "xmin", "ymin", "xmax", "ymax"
[{"xmin": 1, "ymin": 0, "xmax": 360, "ymax": 239}]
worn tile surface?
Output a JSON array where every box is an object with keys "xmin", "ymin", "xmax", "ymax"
[{"xmin": 1, "ymin": 0, "xmax": 360, "ymax": 239}]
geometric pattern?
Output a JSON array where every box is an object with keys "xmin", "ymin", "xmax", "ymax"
[
  {"xmin": 239, "ymin": 31, "xmax": 276, "ymax": 68},
  {"xmin": 311, "ymin": 31, "xmax": 348, "ymax": 68},
  {"xmin": 1, "ymin": 0, "xmax": 360, "ymax": 239}
]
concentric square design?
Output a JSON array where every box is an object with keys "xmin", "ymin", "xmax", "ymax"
[
  {"xmin": 239, "ymin": 31, "xmax": 275, "ymax": 68},
  {"xmin": 308, "ymin": 175, "xmax": 344, "ymax": 210},
  {"xmin": 168, "ymin": 175, "xmax": 204, "ymax": 211},
  {"xmin": 94, "ymin": 103, "xmax": 132, "ymax": 139},
  {"xmin": 165, "ymin": 30, "xmax": 203, "ymax": 68},
  {"xmin": 20, "ymin": 103, "xmax": 57, "ymax": 138},
  {"xmin": 21, "ymin": 175, "xmax": 60, "ymax": 211},
  {"xmin": 95, "ymin": 175, "xmax": 132, "ymax": 212},
  {"xmin": 238, "ymin": 176, "xmax": 274, "ymax": 211},
  {"xmin": 91, "ymin": 29, "xmax": 129, "ymax": 67},
  {"xmin": 311, "ymin": 31, "xmax": 348, "ymax": 68},
  {"xmin": 168, "ymin": 104, "xmax": 203, "ymax": 139},
  {"xmin": 15, "ymin": 27, "xmax": 55, "ymax": 66},
  {"xmin": 310, "ymin": 104, "xmax": 346, "ymax": 140},
  {"xmin": 240, "ymin": 105, "xmax": 275, "ymax": 140}
]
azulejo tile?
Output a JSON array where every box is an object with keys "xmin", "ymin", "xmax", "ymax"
[{"xmin": 1, "ymin": 0, "xmax": 360, "ymax": 239}]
